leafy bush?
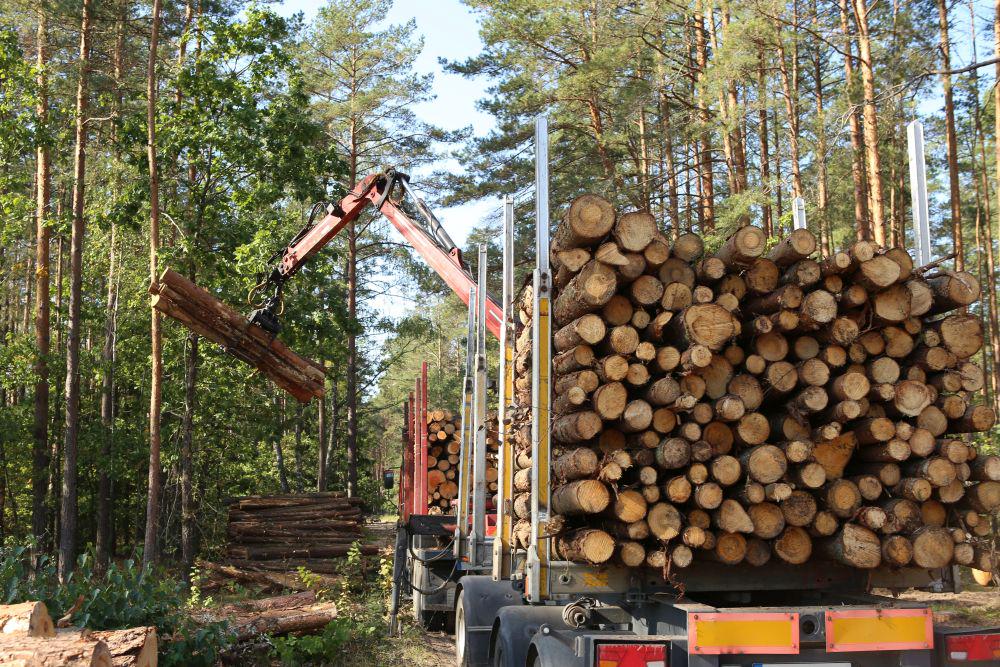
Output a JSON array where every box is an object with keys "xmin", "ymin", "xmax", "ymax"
[
  {"xmin": 0, "ymin": 544, "xmax": 230, "ymax": 666},
  {"xmin": 270, "ymin": 616, "xmax": 379, "ymax": 666},
  {"xmin": 269, "ymin": 541, "xmax": 390, "ymax": 665}
]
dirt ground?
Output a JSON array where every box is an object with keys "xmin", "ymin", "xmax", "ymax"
[{"xmin": 890, "ymin": 586, "xmax": 1000, "ymax": 627}]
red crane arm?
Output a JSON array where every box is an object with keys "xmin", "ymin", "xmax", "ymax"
[{"xmin": 273, "ymin": 171, "xmax": 503, "ymax": 339}]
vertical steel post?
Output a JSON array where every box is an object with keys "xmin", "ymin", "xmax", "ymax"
[
  {"xmin": 411, "ymin": 387, "xmax": 419, "ymax": 516},
  {"xmin": 792, "ymin": 196, "xmax": 807, "ymax": 231},
  {"xmin": 493, "ymin": 195, "xmax": 515, "ymax": 581},
  {"xmin": 402, "ymin": 397, "xmax": 413, "ymax": 522},
  {"xmin": 470, "ymin": 244, "xmax": 489, "ymax": 565},
  {"xmin": 455, "ymin": 289, "xmax": 476, "ymax": 556},
  {"xmin": 907, "ymin": 120, "xmax": 932, "ymax": 266},
  {"xmin": 528, "ymin": 115, "xmax": 552, "ymax": 602},
  {"xmin": 420, "ymin": 362, "xmax": 429, "ymax": 514}
]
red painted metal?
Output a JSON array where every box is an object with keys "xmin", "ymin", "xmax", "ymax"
[
  {"xmin": 275, "ymin": 173, "xmax": 502, "ymax": 338},
  {"xmin": 420, "ymin": 362, "xmax": 430, "ymax": 514},
  {"xmin": 401, "ymin": 393, "xmax": 414, "ymax": 521}
]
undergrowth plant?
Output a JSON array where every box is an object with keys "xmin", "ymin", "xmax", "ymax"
[{"xmin": 0, "ymin": 543, "xmax": 231, "ymax": 666}]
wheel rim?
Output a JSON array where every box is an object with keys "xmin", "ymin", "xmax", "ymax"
[{"xmin": 456, "ymin": 595, "xmax": 466, "ymax": 662}]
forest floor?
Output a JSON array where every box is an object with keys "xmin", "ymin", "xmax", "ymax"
[
  {"xmin": 363, "ymin": 519, "xmax": 456, "ymax": 667},
  {"xmin": 890, "ymin": 586, "xmax": 1000, "ymax": 627}
]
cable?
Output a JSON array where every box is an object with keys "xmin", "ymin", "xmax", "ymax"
[
  {"xmin": 401, "ymin": 557, "xmax": 460, "ymax": 596},
  {"xmin": 405, "ymin": 522, "xmax": 458, "ymax": 563}
]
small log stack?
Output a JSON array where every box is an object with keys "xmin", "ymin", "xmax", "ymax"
[
  {"xmin": 226, "ymin": 492, "xmax": 378, "ymax": 567},
  {"xmin": 0, "ymin": 603, "xmax": 156, "ymax": 667},
  {"xmin": 426, "ymin": 410, "xmax": 462, "ymax": 511},
  {"xmin": 509, "ymin": 194, "xmax": 1000, "ymax": 574},
  {"xmin": 425, "ymin": 409, "xmax": 500, "ymax": 513}
]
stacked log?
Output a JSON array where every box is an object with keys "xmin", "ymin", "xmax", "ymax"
[
  {"xmin": 225, "ymin": 492, "xmax": 378, "ymax": 567},
  {"xmin": 425, "ymin": 409, "xmax": 500, "ymax": 513},
  {"xmin": 508, "ymin": 194, "xmax": 999, "ymax": 574},
  {"xmin": 426, "ymin": 410, "xmax": 461, "ymax": 511},
  {"xmin": 0, "ymin": 603, "xmax": 156, "ymax": 667}
]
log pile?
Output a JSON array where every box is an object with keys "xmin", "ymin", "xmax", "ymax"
[
  {"xmin": 226, "ymin": 492, "xmax": 378, "ymax": 568},
  {"xmin": 0, "ymin": 603, "xmax": 156, "ymax": 667},
  {"xmin": 426, "ymin": 410, "xmax": 462, "ymax": 511},
  {"xmin": 509, "ymin": 194, "xmax": 1000, "ymax": 574},
  {"xmin": 425, "ymin": 409, "xmax": 500, "ymax": 513},
  {"xmin": 151, "ymin": 268, "xmax": 326, "ymax": 402},
  {"xmin": 201, "ymin": 591, "xmax": 337, "ymax": 642}
]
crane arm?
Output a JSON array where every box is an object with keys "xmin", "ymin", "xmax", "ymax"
[{"xmin": 253, "ymin": 169, "xmax": 503, "ymax": 339}]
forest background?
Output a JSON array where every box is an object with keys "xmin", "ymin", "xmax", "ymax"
[{"xmin": 0, "ymin": 0, "xmax": 997, "ymax": 588}]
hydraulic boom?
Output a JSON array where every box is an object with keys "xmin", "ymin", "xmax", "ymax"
[{"xmin": 250, "ymin": 168, "xmax": 503, "ymax": 339}]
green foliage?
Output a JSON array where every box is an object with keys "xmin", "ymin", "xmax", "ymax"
[
  {"xmin": 0, "ymin": 544, "xmax": 230, "ymax": 666},
  {"xmin": 270, "ymin": 616, "xmax": 380, "ymax": 666},
  {"xmin": 270, "ymin": 541, "xmax": 388, "ymax": 665}
]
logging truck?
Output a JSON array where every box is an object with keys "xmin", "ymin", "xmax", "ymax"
[
  {"xmin": 152, "ymin": 116, "xmax": 1000, "ymax": 666},
  {"xmin": 438, "ymin": 119, "xmax": 1000, "ymax": 667}
]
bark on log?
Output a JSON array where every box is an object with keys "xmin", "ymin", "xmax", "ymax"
[{"xmin": 820, "ymin": 524, "xmax": 882, "ymax": 568}]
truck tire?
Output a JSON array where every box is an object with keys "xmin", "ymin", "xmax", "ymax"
[
  {"xmin": 492, "ymin": 641, "xmax": 509, "ymax": 667},
  {"xmin": 455, "ymin": 590, "xmax": 472, "ymax": 665}
]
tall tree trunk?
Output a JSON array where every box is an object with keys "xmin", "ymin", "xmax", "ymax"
[
  {"xmin": 721, "ymin": 1, "xmax": 747, "ymax": 193},
  {"xmin": 839, "ymin": 0, "xmax": 870, "ymax": 239},
  {"xmin": 294, "ymin": 402, "xmax": 304, "ymax": 493},
  {"xmin": 96, "ymin": 223, "xmax": 117, "ymax": 570},
  {"xmin": 936, "ymin": 0, "xmax": 963, "ymax": 269},
  {"xmin": 967, "ymin": 0, "xmax": 999, "ymax": 410},
  {"xmin": 180, "ymin": 334, "xmax": 197, "ymax": 577},
  {"xmin": 658, "ymin": 85, "xmax": 680, "ymax": 235},
  {"xmin": 346, "ymin": 138, "xmax": 359, "ymax": 497},
  {"xmin": 60, "ymin": 0, "xmax": 93, "ymax": 582},
  {"xmin": 851, "ymin": 0, "xmax": 887, "ymax": 245},
  {"xmin": 143, "ymin": 0, "xmax": 163, "ymax": 570},
  {"xmin": 96, "ymin": 0, "xmax": 127, "ymax": 572},
  {"xmin": 273, "ymin": 394, "xmax": 290, "ymax": 493},
  {"xmin": 49, "ymin": 230, "xmax": 63, "ymax": 547},
  {"xmin": 757, "ymin": 53, "xmax": 772, "ymax": 237},
  {"xmin": 326, "ymin": 371, "xmax": 339, "ymax": 489},
  {"xmin": 776, "ymin": 38, "xmax": 802, "ymax": 198},
  {"xmin": 706, "ymin": 4, "xmax": 737, "ymax": 196},
  {"xmin": 812, "ymin": 0, "xmax": 829, "ymax": 255},
  {"xmin": 989, "ymin": 0, "xmax": 1000, "ymax": 411},
  {"xmin": 32, "ymin": 5, "xmax": 52, "ymax": 561},
  {"xmin": 772, "ymin": 104, "xmax": 783, "ymax": 225},
  {"xmin": 317, "ymin": 388, "xmax": 327, "ymax": 491},
  {"xmin": 693, "ymin": 3, "xmax": 714, "ymax": 230}
]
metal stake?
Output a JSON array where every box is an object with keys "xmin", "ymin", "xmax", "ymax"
[
  {"xmin": 493, "ymin": 195, "xmax": 515, "ymax": 580},
  {"xmin": 470, "ymin": 244, "xmax": 489, "ymax": 566},
  {"xmin": 907, "ymin": 120, "xmax": 932, "ymax": 266},
  {"xmin": 528, "ymin": 115, "xmax": 552, "ymax": 602},
  {"xmin": 792, "ymin": 197, "xmax": 807, "ymax": 231}
]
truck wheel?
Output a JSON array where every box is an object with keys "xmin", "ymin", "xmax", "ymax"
[
  {"xmin": 492, "ymin": 642, "xmax": 508, "ymax": 667},
  {"xmin": 455, "ymin": 591, "xmax": 471, "ymax": 665}
]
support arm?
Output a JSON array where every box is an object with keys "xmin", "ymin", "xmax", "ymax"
[{"xmin": 265, "ymin": 169, "xmax": 502, "ymax": 338}]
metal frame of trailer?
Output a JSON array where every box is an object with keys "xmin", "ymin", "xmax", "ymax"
[
  {"xmin": 395, "ymin": 249, "xmax": 497, "ymax": 633},
  {"xmin": 450, "ymin": 115, "xmax": 1000, "ymax": 667}
]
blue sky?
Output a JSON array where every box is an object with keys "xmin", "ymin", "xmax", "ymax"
[{"xmin": 277, "ymin": 0, "xmax": 501, "ymax": 249}]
